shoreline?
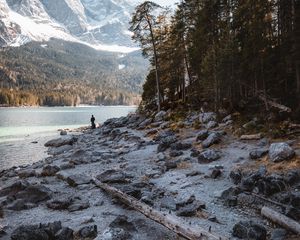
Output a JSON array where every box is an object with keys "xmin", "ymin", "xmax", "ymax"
[{"xmin": 0, "ymin": 111, "xmax": 299, "ymax": 239}]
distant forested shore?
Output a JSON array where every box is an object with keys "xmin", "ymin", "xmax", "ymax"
[{"xmin": 0, "ymin": 88, "xmax": 141, "ymax": 107}]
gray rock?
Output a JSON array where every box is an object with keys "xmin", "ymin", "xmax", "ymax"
[
  {"xmin": 170, "ymin": 142, "xmax": 192, "ymax": 151},
  {"xmin": 139, "ymin": 118, "xmax": 152, "ymax": 128},
  {"xmin": 229, "ymin": 170, "xmax": 242, "ymax": 184},
  {"xmin": 157, "ymin": 153, "xmax": 166, "ymax": 161},
  {"xmin": 257, "ymin": 138, "xmax": 269, "ymax": 147},
  {"xmin": 11, "ymin": 225, "xmax": 50, "ymax": 240},
  {"xmin": 44, "ymin": 136, "xmax": 77, "ymax": 147},
  {"xmin": 269, "ymin": 142, "xmax": 295, "ymax": 162},
  {"xmin": 157, "ymin": 135, "xmax": 177, "ymax": 152},
  {"xmin": 169, "ymin": 150, "xmax": 183, "ymax": 157},
  {"xmin": 165, "ymin": 161, "xmax": 177, "ymax": 171},
  {"xmin": 249, "ymin": 149, "xmax": 269, "ymax": 160},
  {"xmin": 270, "ymin": 228, "xmax": 287, "ymax": 240},
  {"xmin": 96, "ymin": 170, "xmax": 131, "ymax": 184},
  {"xmin": 7, "ymin": 199, "xmax": 36, "ymax": 211},
  {"xmin": 154, "ymin": 111, "xmax": 167, "ymax": 122},
  {"xmin": 198, "ymin": 149, "xmax": 221, "ymax": 163},
  {"xmin": 206, "ymin": 121, "xmax": 218, "ymax": 129},
  {"xmin": 18, "ymin": 169, "xmax": 36, "ymax": 178},
  {"xmin": 202, "ymin": 132, "xmax": 221, "ymax": 148},
  {"xmin": 59, "ymin": 163, "xmax": 75, "ymax": 170},
  {"xmin": 160, "ymin": 196, "xmax": 177, "ymax": 211},
  {"xmin": 154, "ymin": 130, "xmax": 175, "ymax": 142},
  {"xmin": 199, "ymin": 112, "xmax": 217, "ymax": 124},
  {"xmin": 211, "ymin": 169, "xmax": 222, "ymax": 179},
  {"xmin": 0, "ymin": 180, "xmax": 29, "ymax": 197},
  {"xmin": 48, "ymin": 145, "xmax": 73, "ymax": 156},
  {"xmin": 41, "ymin": 165, "xmax": 60, "ymax": 176},
  {"xmin": 66, "ymin": 174, "xmax": 92, "ymax": 187},
  {"xmin": 11, "ymin": 221, "xmax": 63, "ymax": 240},
  {"xmin": 68, "ymin": 198, "xmax": 90, "ymax": 212},
  {"xmin": 15, "ymin": 185, "xmax": 52, "ymax": 204},
  {"xmin": 47, "ymin": 198, "xmax": 70, "ymax": 210},
  {"xmin": 60, "ymin": 130, "xmax": 67, "ymax": 136},
  {"xmin": 196, "ymin": 130, "xmax": 209, "ymax": 141},
  {"xmin": 232, "ymin": 221, "xmax": 267, "ymax": 240},
  {"xmin": 55, "ymin": 227, "xmax": 74, "ymax": 240},
  {"xmin": 76, "ymin": 225, "xmax": 97, "ymax": 239},
  {"xmin": 176, "ymin": 200, "xmax": 205, "ymax": 217},
  {"xmin": 284, "ymin": 170, "xmax": 300, "ymax": 185}
]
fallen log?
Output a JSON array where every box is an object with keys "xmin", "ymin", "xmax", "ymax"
[
  {"xmin": 258, "ymin": 95, "xmax": 291, "ymax": 113},
  {"xmin": 261, "ymin": 206, "xmax": 300, "ymax": 235},
  {"xmin": 94, "ymin": 179, "xmax": 226, "ymax": 240},
  {"xmin": 240, "ymin": 133, "xmax": 263, "ymax": 140}
]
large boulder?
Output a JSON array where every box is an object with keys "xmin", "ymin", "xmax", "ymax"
[
  {"xmin": 11, "ymin": 221, "xmax": 64, "ymax": 240},
  {"xmin": 269, "ymin": 143, "xmax": 295, "ymax": 162},
  {"xmin": 15, "ymin": 185, "xmax": 52, "ymax": 203},
  {"xmin": 0, "ymin": 180, "xmax": 29, "ymax": 197},
  {"xmin": 66, "ymin": 174, "xmax": 92, "ymax": 187},
  {"xmin": 170, "ymin": 142, "xmax": 192, "ymax": 151},
  {"xmin": 96, "ymin": 170, "xmax": 132, "ymax": 184},
  {"xmin": 232, "ymin": 221, "xmax": 267, "ymax": 240},
  {"xmin": 249, "ymin": 149, "xmax": 269, "ymax": 160},
  {"xmin": 44, "ymin": 136, "xmax": 77, "ymax": 148},
  {"xmin": 157, "ymin": 135, "xmax": 178, "ymax": 152},
  {"xmin": 202, "ymin": 132, "xmax": 221, "ymax": 148},
  {"xmin": 41, "ymin": 165, "xmax": 60, "ymax": 177},
  {"xmin": 198, "ymin": 149, "xmax": 221, "ymax": 163}
]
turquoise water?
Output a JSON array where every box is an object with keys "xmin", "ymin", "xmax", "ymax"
[{"xmin": 0, "ymin": 106, "xmax": 136, "ymax": 170}]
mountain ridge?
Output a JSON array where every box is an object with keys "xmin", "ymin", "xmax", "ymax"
[
  {"xmin": 0, "ymin": 39, "xmax": 148, "ymax": 106},
  {"xmin": 0, "ymin": 0, "xmax": 138, "ymax": 52}
]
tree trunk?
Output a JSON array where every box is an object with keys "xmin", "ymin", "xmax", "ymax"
[
  {"xmin": 261, "ymin": 206, "xmax": 300, "ymax": 235},
  {"xmin": 147, "ymin": 17, "xmax": 161, "ymax": 112},
  {"xmin": 94, "ymin": 180, "xmax": 226, "ymax": 240}
]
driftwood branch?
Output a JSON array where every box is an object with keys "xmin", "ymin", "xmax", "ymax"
[
  {"xmin": 240, "ymin": 133, "xmax": 262, "ymax": 140},
  {"xmin": 94, "ymin": 179, "xmax": 226, "ymax": 240},
  {"xmin": 258, "ymin": 95, "xmax": 291, "ymax": 113},
  {"xmin": 261, "ymin": 206, "xmax": 300, "ymax": 235}
]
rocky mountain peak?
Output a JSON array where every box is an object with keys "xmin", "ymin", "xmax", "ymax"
[{"xmin": 0, "ymin": 0, "xmax": 137, "ymax": 52}]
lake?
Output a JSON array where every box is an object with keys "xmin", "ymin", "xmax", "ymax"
[{"xmin": 0, "ymin": 106, "xmax": 136, "ymax": 170}]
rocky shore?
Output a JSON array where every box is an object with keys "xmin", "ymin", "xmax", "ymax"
[{"xmin": 0, "ymin": 110, "xmax": 299, "ymax": 240}]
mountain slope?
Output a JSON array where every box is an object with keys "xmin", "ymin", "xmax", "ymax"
[
  {"xmin": 0, "ymin": 0, "xmax": 138, "ymax": 51},
  {"xmin": 0, "ymin": 39, "xmax": 148, "ymax": 106}
]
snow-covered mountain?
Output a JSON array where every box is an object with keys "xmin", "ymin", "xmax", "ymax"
[{"xmin": 0, "ymin": 0, "xmax": 139, "ymax": 53}]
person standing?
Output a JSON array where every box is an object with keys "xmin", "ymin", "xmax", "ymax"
[{"xmin": 91, "ymin": 115, "xmax": 96, "ymax": 129}]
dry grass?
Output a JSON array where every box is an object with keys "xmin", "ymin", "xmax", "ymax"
[
  {"xmin": 239, "ymin": 155, "xmax": 300, "ymax": 174},
  {"xmin": 177, "ymin": 162, "xmax": 192, "ymax": 169}
]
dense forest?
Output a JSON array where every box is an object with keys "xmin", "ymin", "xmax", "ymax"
[
  {"xmin": 131, "ymin": 0, "xmax": 300, "ymax": 120},
  {"xmin": 0, "ymin": 39, "xmax": 148, "ymax": 106}
]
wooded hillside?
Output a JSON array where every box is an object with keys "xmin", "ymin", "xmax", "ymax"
[
  {"xmin": 132, "ymin": 0, "xmax": 300, "ymax": 120},
  {"xmin": 0, "ymin": 39, "xmax": 148, "ymax": 106}
]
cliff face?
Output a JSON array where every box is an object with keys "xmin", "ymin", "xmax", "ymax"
[{"xmin": 0, "ymin": 0, "xmax": 136, "ymax": 49}]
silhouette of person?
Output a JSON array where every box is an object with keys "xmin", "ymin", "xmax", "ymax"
[{"xmin": 91, "ymin": 115, "xmax": 96, "ymax": 129}]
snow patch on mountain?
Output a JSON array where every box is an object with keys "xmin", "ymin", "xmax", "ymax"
[{"xmin": 0, "ymin": 0, "xmax": 138, "ymax": 53}]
